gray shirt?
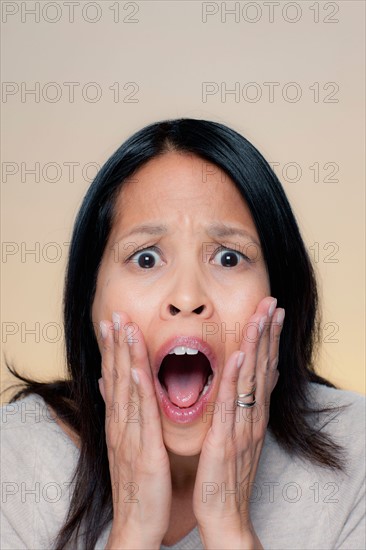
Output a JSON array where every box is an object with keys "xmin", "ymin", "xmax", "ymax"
[{"xmin": 1, "ymin": 383, "xmax": 365, "ymax": 549}]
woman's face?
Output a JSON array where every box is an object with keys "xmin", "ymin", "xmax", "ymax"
[{"xmin": 92, "ymin": 151, "xmax": 270, "ymax": 456}]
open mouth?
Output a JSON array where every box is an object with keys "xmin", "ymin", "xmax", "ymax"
[{"xmin": 158, "ymin": 350, "xmax": 214, "ymax": 409}]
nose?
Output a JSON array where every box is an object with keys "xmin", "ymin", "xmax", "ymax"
[{"xmin": 161, "ymin": 264, "xmax": 213, "ymax": 319}]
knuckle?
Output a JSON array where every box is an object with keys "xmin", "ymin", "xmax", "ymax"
[
  {"xmin": 230, "ymin": 375, "xmax": 238, "ymax": 387},
  {"xmin": 261, "ymin": 357, "xmax": 270, "ymax": 373},
  {"xmin": 254, "ymin": 429, "xmax": 265, "ymax": 444},
  {"xmin": 106, "ymin": 432, "xmax": 117, "ymax": 449},
  {"xmin": 249, "ymin": 373, "xmax": 256, "ymax": 384},
  {"xmin": 113, "ymin": 330, "xmax": 122, "ymax": 345},
  {"xmin": 270, "ymin": 356, "xmax": 279, "ymax": 371},
  {"xmin": 102, "ymin": 341, "xmax": 112, "ymax": 353},
  {"xmin": 101, "ymin": 360, "xmax": 112, "ymax": 376},
  {"xmin": 106, "ymin": 426, "xmax": 118, "ymax": 448}
]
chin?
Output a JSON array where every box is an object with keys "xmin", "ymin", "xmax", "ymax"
[{"xmin": 162, "ymin": 422, "xmax": 210, "ymax": 456}]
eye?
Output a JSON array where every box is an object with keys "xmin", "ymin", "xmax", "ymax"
[
  {"xmin": 211, "ymin": 246, "xmax": 249, "ymax": 268},
  {"xmin": 127, "ymin": 246, "xmax": 163, "ymax": 269}
]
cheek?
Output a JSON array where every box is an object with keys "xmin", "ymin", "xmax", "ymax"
[
  {"xmin": 92, "ymin": 273, "xmax": 149, "ymax": 332},
  {"xmin": 93, "ymin": 286, "xmax": 122, "ymax": 322},
  {"xmin": 217, "ymin": 275, "xmax": 270, "ymax": 319},
  {"xmin": 92, "ymin": 279, "xmax": 132, "ymax": 354},
  {"xmin": 210, "ymin": 277, "xmax": 270, "ymax": 360}
]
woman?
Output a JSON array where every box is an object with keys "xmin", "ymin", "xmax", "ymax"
[{"xmin": 1, "ymin": 119, "xmax": 364, "ymax": 549}]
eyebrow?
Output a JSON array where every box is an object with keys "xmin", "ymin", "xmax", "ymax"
[
  {"xmin": 120, "ymin": 224, "xmax": 168, "ymax": 239},
  {"xmin": 207, "ymin": 223, "xmax": 260, "ymax": 246},
  {"xmin": 118, "ymin": 222, "xmax": 260, "ymax": 247}
]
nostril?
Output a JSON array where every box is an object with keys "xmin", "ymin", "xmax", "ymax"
[
  {"xmin": 169, "ymin": 305, "xmax": 205, "ymax": 315},
  {"xmin": 169, "ymin": 305, "xmax": 180, "ymax": 316}
]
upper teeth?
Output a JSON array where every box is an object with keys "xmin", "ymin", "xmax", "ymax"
[{"xmin": 168, "ymin": 346, "xmax": 199, "ymax": 355}]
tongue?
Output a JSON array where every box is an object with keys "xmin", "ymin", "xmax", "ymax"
[{"xmin": 163, "ymin": 356, "xmax": 207, "ymax": 408}]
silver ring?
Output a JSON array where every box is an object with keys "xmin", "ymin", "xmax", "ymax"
[
  {"xmin": 237, "ymin": 386, "xmax": 256, "ymax": 399},
  {"xmin": 236, "ymin": 398, "xmax": 257, "ymax": 408}
]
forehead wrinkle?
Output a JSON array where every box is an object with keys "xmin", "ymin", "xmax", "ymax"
[
  {"xmin": 113, "ymin": 220, "xmax": 260, "ymax": 248},
  {"xmin": 111, "ymin": 154, "xmax": 259, "ymax": 246}
]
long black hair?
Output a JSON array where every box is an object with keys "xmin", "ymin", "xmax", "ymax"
[{"xmin": 5, "ymin": 118, "xmax": 349, "ymax": 549}]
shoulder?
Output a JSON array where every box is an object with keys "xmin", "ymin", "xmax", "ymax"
[
  {"xmin": 295, "ymin": 382, "xmax": 366, "ymax": 475},
  {"xmin": 1, "ymin": 393, "xmax": 79, "ymax": 548},
  {"xmin": 1, "ymin": 392, "xmax": 79, "ymax": 484},
  {"xmin": 1, "ymin": 392, "xmax": 79, "ymax": 467},
  {"xmin": 264, "ymin": 382, "xmax": 365, "ymax": 481},
  {"xmin": 304, "ymin": 385, "xmax": 366, "ymax": 549},
  {"xmin": 255, "ymin": 383, "xmax": 365, "ymax": 548},
  {"xmin": 306, "ymin": 382, "xmax": 365, "ymax": 442},
  {"xmin": 307, "ymin": 381, "xmax": 365, "ymax": 408}
]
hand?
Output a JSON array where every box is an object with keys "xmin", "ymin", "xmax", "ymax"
[
  {"xmin": 98, "ymin": 312, "xmax": 172, "ymax": 549},
  {"xmin": 192, "ymin": 296, "xmax": 285, "ymax": 549}
]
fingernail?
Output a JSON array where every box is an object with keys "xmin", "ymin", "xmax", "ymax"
[
  {"xmin": 99, "ymin": 321, "xmax": 108, "ymax": 339},
  {"xmin": 276, "ymin": 309, "xmax": 285, "ymax": 325},
  {"xmin": 131, "ymin": 368, "xmax": 139, "ymax": 385},
  {"xmin": 236, "ymin": 352, "xmax": 245, "ymax": 369},
  {"xmin": 112, "ymin": 312, "xmax": 120, "ymax": 329},
  {"xmin": 268, "ymin": 298, "xmax": 277, "ymax": 317}
]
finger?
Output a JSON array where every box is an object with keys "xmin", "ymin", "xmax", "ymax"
[
  {"xmin": 267, "ymin": 308, "xmax": 285, "ymax": 372},
  {"xmin": 98, "ymin": 377, "xmax": 105, "ymax": 402},
  {"xmin": 236, "ymin": 296, "xmax": 276, "ymax": 420},
  {"xmin": 254, "ymin": 301, "xmax": 276, "ymax": 407},
  {"xmin": 112, "ymin": 311, "xmax": 137, "ymax": 407},
  {"xmin": 208, "ymin": 351, "xmax": 244, "ymax": 443},
  {"xmin": 266, "ymin": 308, "xmax": 285, "ymax": 393},
  {"xmin": 237, "ymin": 313, "xmax": 264, "ymax": 403},
  {"xmin": 99, "ymin": 320, "xmax": 117, "ymax": 409},
  {"xmin": 127, "ymin": 325, "xmax": 165, "ymax": 450},
  {"xmin": 255, "ymin": 297, "xmax": 277, "ymax": 369},
  {"xmin": 125, "ymin": 318, "xmax": 154, "ymax": 383},
  {"xmin": 254, "ymin": 295, "xmax": 277, "ymax": 319}
]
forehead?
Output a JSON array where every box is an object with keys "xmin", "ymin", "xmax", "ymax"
[{"xmin": 114, "ymin": 152, "xmax": 254, "ymax": 225}]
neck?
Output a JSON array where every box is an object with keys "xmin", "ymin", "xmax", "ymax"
[{"xmin": 168, "ymin": 450, "xmax": 200, "ymax": 492}]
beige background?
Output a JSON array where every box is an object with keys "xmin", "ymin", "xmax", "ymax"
[{"xmin": 1, "ymin": 1, "xmax": 365, "ymax": 400}]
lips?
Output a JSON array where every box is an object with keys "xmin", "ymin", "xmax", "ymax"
[{"xmin": 152, "ymin": 335, "xmax": 218, "ymax": 424}]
